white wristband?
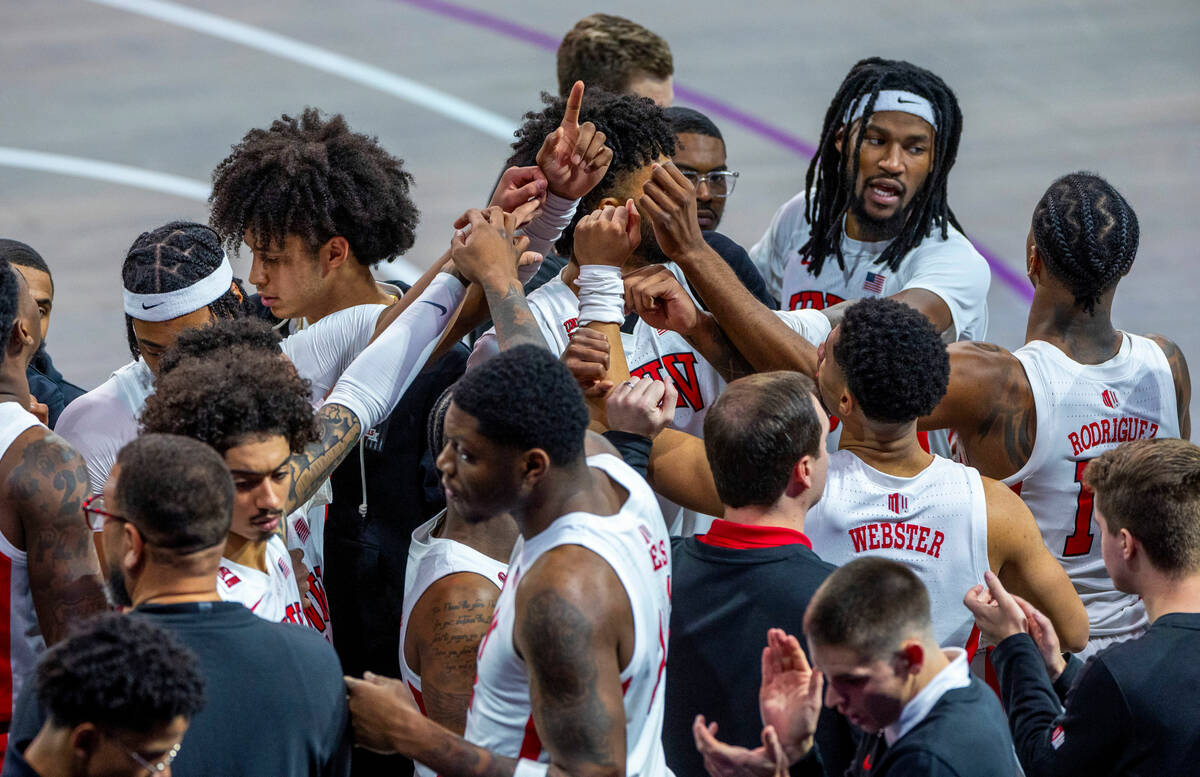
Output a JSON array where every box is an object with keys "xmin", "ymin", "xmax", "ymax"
[
  {"xmin": 512, "ymin": 758, "xmax": 549, "ymax": 777},
  {"xmin": 577, "ymin": 265, "xmax": 625, "ymax": 326},
  {"xmin": 522, "ymin": 192, "xmax": 579, "ymax": 258}
]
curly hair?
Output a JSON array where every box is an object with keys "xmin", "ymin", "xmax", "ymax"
[
  {"xmin": 158, "ymin": 317, "xmax": 282, "ymax": 376},
  {"xmin": 833, "ymin": 297, "xmax": 949, "ymax": 424},
  {"xmin": 801, "ymin": 58, "xmax": 964, "ymax": 276},
  {"xmin": 122, "ymin": 221, "xmax": 250, "ymax": 360},
  {"xmin": 37, "ymin": 612, "xmax": 205, "ymax": 732},
  {"xmin": 1032, "ymin": 172, "xmax": 1139, "ymax": 314},
  {"xmin": 140, "ymin": 344, "xmax": 319, "ymax": 456},
  {"xmin": 556, "ymin": 13, "xmax": 673, "ymax": 98},
  {"xmin": 115, "ymin": 434, "xmax": 235, "ymax": 551},
  {"xmin": 506, "ymin": 90, "xmax": 675, "ymax": 257},
  {"xmin": 209, "ymin": 108, "xmax": 419, "ymax": 266},
  {"xmin": 452, "ymin": 345, "xmax": 588, "ymax": 465}
]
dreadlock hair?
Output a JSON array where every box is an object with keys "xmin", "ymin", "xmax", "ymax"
[
  {"xmin": 1031, "ymin": 172, "xmax": 1139, "ymax": 314},
  {"xmin": 122, "ymin": 221, "xmax": 249, "ymax": 361},
  {"xmin": 507, "ymin": 90, "xmax": 675, "ymax": 257},
  {"xmin": 0, "ymin": 257, "xmax": 19, "ymax": 357},
  {"xmin": 209, "ymin": 108, "xmax": 419, "ymax": 266},
  {"xmin": 801, "ymin": 57, "xmax": 963, "ymax": 276}
]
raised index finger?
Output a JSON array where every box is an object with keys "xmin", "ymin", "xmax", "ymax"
[{"xmin": 562, "ymin": 80, "xmax": 584, "ymax": 131}]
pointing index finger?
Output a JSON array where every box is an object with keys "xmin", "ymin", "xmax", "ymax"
[{"xmin": 562, "ymin": 80, "xmax": 584, "ymax": 131}]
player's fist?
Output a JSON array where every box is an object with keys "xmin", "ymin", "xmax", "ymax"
[
  {"xmin": 624, "ymin": 264, "xmax": 700, "ymax": 335},
  {"xmin": 489, "ymin": 165, "xmax": 547, "ymax": 214},
  {"xmin": 606, "ymin": 375, "xmax": 677, "ymax": 439},
  {"xmin": 573, "ymin": 200, "xmax": 641, "ymax": 267},
  {"xmin": 562, "ymin": 327, "xmax": 612, "ymax": 397},
  {"xmin": 536, "ymin": 81, "xmax": 613, "ymax": 200},
  {"xmin": 638, "ymin": 161, "xmax": 708, "ymax": 264},
  {"xmin": 449, "ymin": 207, "xmax": 527, "ymax": 287}
]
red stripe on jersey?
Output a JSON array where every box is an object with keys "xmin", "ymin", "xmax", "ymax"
[
  {"xmin": 917, "ymin": 431, "xmax": 931, "ymax": 453},
  {"xmin": 965, "ymin": 625, "xmax": 981, "ymax": 664},
  {"xmin": 0, "ymin": 553, "xmax": 11, "ymax": 737},
  {"xmin": 518, "ymin": 715, "xmax": 543, "ymax": 760},
  {"xmin": 621, "ymin": 677, "xmax": 632, "ymax": 694},
  {"xmin": 1009, "ymin": 482, "xmax": 1023, "ymax": 496},
  {"xmin": 983, "ymin": 647, "xmax": 1001, "ymax": 699},
  {"xmin": 408, "ymin": 682, "xmax": 427, "ymax": 716}
]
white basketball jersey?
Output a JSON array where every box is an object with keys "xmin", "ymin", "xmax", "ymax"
[
  {"xmin": 807, "ymin": 451, "xmax": 991, "ymax": 649},
  {"xmin": 0, "ymin": 403, "xmax": 47, "ymax": 726},
  {"xmin": 217, "ymin": 534, "xmax": 306, "ymax": 625},
  {"xmin": 401, "ymin": 512, "xmax": 510, "ymax": 777},
  {"xmin": 463, "ymin": 455, "xmax": 672, "ymax": 777},
  {"xmin": 483, "ymin": 267, "xmax": 722, "ymax": 536},
  {"xmin": 285, "ymin": 481, "xmax": 333, "ymax": 642},
  {"xmin": 1006, "ymin": 334, "xmax": 1179, "ymax": 639}
]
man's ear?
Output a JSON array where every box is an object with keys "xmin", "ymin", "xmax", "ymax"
[
  {"xmin": 1027, "ymin": 242, "xmax": 1043, "ymax": 283},
  {"xmin": 786, "ymin": 455, "xmax": 815, "ymax": 497},
  {"xmin": 320, "ymin": 236, "xmax": 353, "ymax": 274},
  {"xmin": 519, "ymin": 448, "xmax": 552, "ymax": 490},
  {"xmin": 122, "ymin": 521, "xmax": 146, "ymax": 577},
  {"xmin": 833, "ymin": 125, "xmax": 846, "ymax": 154},
  {"xmin": 70, "ymin": 722, "xmax": 102, "ymax": 761},
  {"xmin": 8, "ymin": 315, "xmax": 33, "ymax": 357},
  {"xmin": 1118, "ymin": 527, "xmax": 1138, "ymax": 564},
  {"xmin": 597, "ymin": 196, "xmax": 624, "ymax": 210},
  {"xmin": 896, "ymin": 641, "xmax": 924, "ymax": 677}
]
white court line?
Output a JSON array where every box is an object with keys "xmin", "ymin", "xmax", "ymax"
[
  {"xmin": 88, "ymin": 0, "xmax": 517, "ymax": 142},
  {"xmin": 0, "ymin": 146, "xmax": 422, "ymax": 283}
]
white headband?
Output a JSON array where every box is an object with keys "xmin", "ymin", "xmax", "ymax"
[
  {"xmin": 122, "ymin": 254, "xmax": 235, "ymax": 322},
  {"xmin": 844, "ymin": 90, "xmax": 937, "ymax": 131}
]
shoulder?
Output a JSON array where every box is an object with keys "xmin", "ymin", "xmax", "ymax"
[
  {"xmin": 4, "ymin": 427, "xmax": 88, "ymax": 499},
  {"xmin": 419, "ymin": 569, "xmax": 502, "ymax": 609},
  {"xmin": 902, "ymin": 227, "xmax": 990, "ymax": 278},
  {"xmin": 1144, "ymin": 333, "xmax": 1189, "ymax": 379},
  {"xmin": 947, "ymin": 341, "xmax": 1024, "ymax": 385}
]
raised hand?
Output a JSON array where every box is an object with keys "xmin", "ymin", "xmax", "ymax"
[
  {"xmin": 606, "ymin": 375, "xmax": 678, "ymax": 438},
  {"xmin": 624, "ymin": 264, "xmax": 700, "ymax": 335},
  {"xmin": 449, "ymin": 207, "xmax": 527, "ymax": 287},
  {"xmin": 573, "ymin": 200, "xmax": 641, "ymax": 267},
  {"xmin": 536, "ymin": 81, "xmax": 613, "ymax": 200},
  {"xmin": 759, "ymin": 629, "xmax": 822, "ymax": 762},
  {"xmin": 489, "ymin": 165, "xmax": 547, "ymax": 213},
  {"xmin": 562, "ymin": 327, "xmax": 612, "ymax": 397},
  {"xmin": 1013, "ymin": 594, "xmax": 1068, "ymax": 680},
  {"xmin": 963, "ymin": 570, "xmax": 1029, "ymax": 645},
  {"xmin": 639, "ymin": 160, "xmax": 708, "ymax": 264}
]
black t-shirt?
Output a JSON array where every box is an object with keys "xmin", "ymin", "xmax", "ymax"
[
  {"xmin": 994, "ymin": 613, "xmax": 1200, "ymax": 776},
  {"xmin": 665, "ymin": 524, "xmax": 852, "ymax": 777},
  {"xmin": 6, "ymin": 603, "xmax": 350, "ymax": 777}
]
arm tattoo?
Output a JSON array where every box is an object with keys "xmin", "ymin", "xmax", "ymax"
[
  {"xmin": 483, "ymin": 278, "xmax": 546, "ymax": 353},
  {"xmin": 522, "ymin": 589, "xmax": 618, "ymax": 769},
  {"xmin": 685, "ymin": 316, "xmax": 754, "ymax": 383},
  {"xmin": 423, "ymin": 597, "xmax": 495, "ymax": 733},
  {"xmin": 9, "ymin": 432, "xmax": 106, "ymax": 644},
  {"xmin": 286, "ymin": 403, "xmax": 362, "ymax": 514},
  {"xmin": 1150, "ymin": 335, "xmax": 1191, "ymax": 438},
  {"xmin": 969, "ymin": 344, "xmax": 1035, "ymax": 474}
]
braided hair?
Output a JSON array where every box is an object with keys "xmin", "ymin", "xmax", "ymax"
[
  {"xmin": 209, "ymin": 108, "xmax": 419, "ymax": 265},
  {"xmin": 801, "ymin": 58, "xmax": 963, "ymax": 276},
  {"xmin": 1032, "ymin": 172, "xmax": 1139, "ymax": 314},
  {"xmin": 122, "ymin": 221, "xmax": 249, "ymax": 360}
]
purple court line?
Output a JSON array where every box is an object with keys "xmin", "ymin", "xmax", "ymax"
[{"xmin": 394, "ymin": 0, "xmax": 1033, "ymax": 302}]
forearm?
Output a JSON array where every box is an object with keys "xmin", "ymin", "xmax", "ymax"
[
  {"xmin": 648, "ymin": 429, "xmax": 723, "ymax": 517},
  {"xmin": 522, "ymin": 193, "xmax": 578, "ymax": 258},
  {"xmin": 481, "ymin": 275, "xmax": 547, "ymax": 353},
  {"xmin": 683, "ymin": 313, "xmax": 754, "ymax": 383},
  {"xmin": 677, "ymin": 246, "xmax": 818, "ymax": 375}
]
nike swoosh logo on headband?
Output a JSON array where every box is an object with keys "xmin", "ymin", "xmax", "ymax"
[
  {"xmin": 421, "ymin": 300, "xmax": 448, "ymax": 315},
  {"xmin": 896, "ymin": 97, "xmax": 919, "ymax": 104},
  {"xmin": 141, "ymin": 302, "xmax": 165, "ymax": 309}
]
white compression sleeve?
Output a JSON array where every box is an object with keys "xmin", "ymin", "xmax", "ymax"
[
  {"xmin": 280, "ymin": 303, "xmax": 387, "ymax": 404},
  {"xmin": 322, "ymin": 273, "xmax": 465, "ymax": 430},
  {"xmin": 521, "ymin": 192, "xmax": 578, "ymax": 259}
]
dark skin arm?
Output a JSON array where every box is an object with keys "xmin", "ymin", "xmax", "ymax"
[
  {"xmin": 638, "ymin": 162, "xmax": 819, "ymax": 377},
  {"xmin": 1147, "ymin": 334, "xmax": 1191, "ymax": 439},
  {"xmin": 346, "ymin": 547, "xmax": 635, "ymax": 777},
  {"xmin": 919, "ymin": 341, "xmax": 1036, "ymax": 481},
  {"xmin": 7, "ymin": 428, "xmax": 107, "ymax": 644},
  {"xmin": 405, "ymin": 573, "xmax": 501, "ymax": 735}
]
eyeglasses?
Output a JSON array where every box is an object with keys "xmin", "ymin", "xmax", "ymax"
[
  {"xmin": 82, "ymin": 494, "xmax": 124, "ymax": 532},
  {"xmin": 104, "ymin": 731, "xmax": 183, "ymax": 774},
  {"xmin": 676, "ymin": 169, "xmax": 739, "ymax": 198}
]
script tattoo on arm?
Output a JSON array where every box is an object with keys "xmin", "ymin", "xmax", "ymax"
[
  {"xmin": 419, "ymin": 584, "xmax": 500, "ymax": 734},
  {"xmin": 483, "ymin": 278, "xmax": 547, "ymax": 353},
  {"xmin": 285, "ymin": 403, "xmax": 362, "ymax": 514},
  {"xmin": 10, "ymin": 431, "xmax": 106, "ymax": 645}
]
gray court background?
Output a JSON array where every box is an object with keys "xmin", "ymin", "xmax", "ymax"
[{"xmin": 2, "ymin": 0, "xmax": 1198, "ymax": 431}]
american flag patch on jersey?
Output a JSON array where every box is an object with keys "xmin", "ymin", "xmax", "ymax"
[
  {"xmin": 277, "ymin": 557, "xmax": 291, "ymax": 578},
  {"xmin": 863, "ymin": 271, "xmax": 887, "ymax": 294},
  {"xmin": 1051, "ymin": 725, "xmax": 1066, "ymax": 749},
  {"xmin": 293, "ymin": 517, "xmax": 311, "ymax": 545}
]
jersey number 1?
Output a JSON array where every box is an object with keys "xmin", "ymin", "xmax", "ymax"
[{"xmin": 1064, "ymin": 460, "xmax": 1095, "ymax": 557}]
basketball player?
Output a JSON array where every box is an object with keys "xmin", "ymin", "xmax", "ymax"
[
  {"xmin": 347, "ymin": 344, "xmax": 673, "ymax": 777},
  {"xmin": 556, "ymin": 14, "xmax": 674, "ymax": 105},
  {"xmin": 400, "ymin": 387, "xmax": 517, "ymax": 766},
  {"xmin": 749, "ymin": 57, "xmax": 988, "ymax": 345},
  {"xmin": 618, "ymin": 292, "xmax": 1088, "ymax": 653},
  {"xmin": 0, "ymin": 258, "xmax": 106, "ymax": 748}
]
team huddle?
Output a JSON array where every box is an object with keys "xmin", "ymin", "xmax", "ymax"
[{"xmin": 0, "ymin": 12, "xmax": 1196, "ymax": 777}]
